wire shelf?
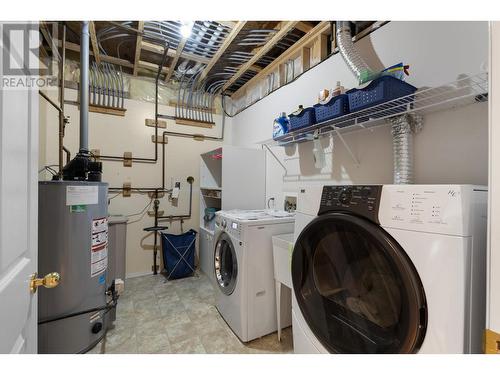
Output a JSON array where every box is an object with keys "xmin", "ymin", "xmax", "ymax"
[{"xmin": 260, "ymin": 72, "xmax": 488, "ymax": 146}]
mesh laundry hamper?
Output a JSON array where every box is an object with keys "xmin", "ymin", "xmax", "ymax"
[{"xmin": 160, "ymin": 229, "xmax": 197, "ymax": 280}]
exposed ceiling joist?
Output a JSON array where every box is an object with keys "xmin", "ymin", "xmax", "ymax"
[
  {"xmin": 88, "ymin": 21, "xmax": 101, "ymax": 65},
  {"xmin": 141, "ymin": 40, "xmax": 210, "ymax": 65},
  {"xmin": 39, "ymin": 22, "xmax": 61, "ymax": 61},
  {"xmin": 231, "ymin": 21, "xmax": 330, "ymax": 97},
  {"xmin": 199, "ymin": 21, "xmax": 247, "ymax": 82},
  {"xmin": 133, "ymin": 21, "xmax": 144, "ymax": 76},
  {"xmin": 222, "ymin": 21, "xmax": 299, "ymax": 92},
  {"xmin": 55, "ymin": 39, "xmax": 134, "ymax": 69},
  {"xmin": 295, "ymin": 22, "xmax": 314, "ymax": 33},
  {"xmin": 165, "ymin": 37, "xmax": 187, "ymax": 82},
  {"xmin": 216, "ymin": 21, "xmax": 237, "ymax": 29},
  {"xmin": 138, "ymin": 60, "xmax": 169, "ymax": 75}
]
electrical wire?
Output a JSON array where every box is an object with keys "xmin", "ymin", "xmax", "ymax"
[
  {"xmin": 126, "ymin": 198, "xmax": 154, "ymax": 224},
  {"xmin": 38, "ymin": 165, "xmax": 59, "ymax": 175},
  {"xmin": 108, "ymin": 192, "xmax": 121, "ymax": 200}
]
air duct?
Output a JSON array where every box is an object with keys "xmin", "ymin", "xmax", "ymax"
[
  {"xmin": 336, "ymin": 21, "xmax": 422, "ymax": 184},
  {"xmin": 80, "ymin": 21, "xmax": 90, "ymax": 152},
  {"xmin": 389, "ymin": 114, "xmax": 423, "ymax": 184},
  {"xmin": 336, "ymin": 21, "xmax": 372, "ymax": 84}
]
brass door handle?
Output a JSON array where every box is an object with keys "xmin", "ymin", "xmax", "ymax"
[{"xmin": 30, "ymin": 272, "xmax": 61, "ymax": 293}]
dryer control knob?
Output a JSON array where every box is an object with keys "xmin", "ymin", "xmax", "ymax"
[{"xmin": 339, "ymin": 188, "xmax": 353, "ymax": 205}]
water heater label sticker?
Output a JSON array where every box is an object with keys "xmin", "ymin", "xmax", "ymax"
[
  {"xmin": 91, "ymin": 217, "xmax": 108, "ymax": 277},
  {"xmin": 66, "ymin": 186, "xmax": 98, "ymax": 206}
]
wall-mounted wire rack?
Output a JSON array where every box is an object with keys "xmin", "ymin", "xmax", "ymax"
[
  {"xmin": 259, "ymin": 72, "xmax": 488, "ymax": 170},
  {"xmin": 261, "ymin": 72, "xmax": 488, "ymax": 147}
]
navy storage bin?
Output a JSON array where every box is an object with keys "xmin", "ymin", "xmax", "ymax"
[
  {"xmin": 313, "ymin": 94, "xmax": 350, "ymax": 124},
  {"xmin": 347, "ymin": 76, "xmax": 417, "ymax": 119},
  {"xmin": 161, "ymin": 229, "xmax": 197, "ymax": 279},
  {"xmin": 289, "ymin": 107, "xmax": 316, "ymax": 130}
]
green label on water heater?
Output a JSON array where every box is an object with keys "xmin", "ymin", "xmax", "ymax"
[{"xmin": 70, "ymin": 204, "xmax": 87, "ymax": 213}]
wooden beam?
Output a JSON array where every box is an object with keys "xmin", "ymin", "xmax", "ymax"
[
  {"xmin": 230, "ymin": 21, "xmax": 330, "ymax": 97},
  {"xmin": 138, "ymin": 60, "xmax": 169, "ymax": 75},
  {"xmin": 295, "ymin": 22, "xmax": 314, "ymax": 34},
  {"xmin": 175, "ymin": 118, "xmax": 214, "ymax": 128},
  {"xmin": 216, "ymin": 21, "xmax": 237, "ymax": 29},
  {"xmin": 165, "ymin": 38, "xmax": 187, "ymax": 82},
  {"xmin": 88, "ymin": 21, "xmax": 101, "ymax": 65},
  {"xmin": 222, "ymin": 21, "xmax": 298, "ymax": 92},
  {"xmin": 199, "ymin": 21, "xmax": 246, "ymax": 82},
  {"xmin": 141, "ymin": 40, "xmax": 210, "ymax": 65},
  {"xmin": 55, "ymin": 39, "xmax": 134, "ymax": 69},
  {"xmin": 89, "ymin": 104, "xmax": 126, "ymax": 116},
  {"xmin": 249, "ymin": 65, "xmax": 262, "ymax": 73},
  {"xmin": 133, "ymin": 21, "xmax": 144, "ymax": 76},
  {"xmin": 301, "ymin": 46, "xmax": 311, "ymax": 72}
]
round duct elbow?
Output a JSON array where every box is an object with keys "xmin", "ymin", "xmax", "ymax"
[{"xmin": 336, "ymin": 21, "xmax": 372, "ymax": 84}]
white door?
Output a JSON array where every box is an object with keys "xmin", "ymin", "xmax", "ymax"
[{"xmin": 0, "ymin": 22, "xmax": 39, "ymax": 354}]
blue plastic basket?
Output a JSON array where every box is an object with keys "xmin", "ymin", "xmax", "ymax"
[
  {"xmin": 313, "ymin": 94, "xmax": 350, "ymax": 124},
  {"xmin": 161, "ymin": 229, "xmax": 197, "ymax": 280},
  {"xmin": 289, "ymin": 107, "xmax": 316, "ymax": 130},
  {"xmin": 347, "ymin": 76, "xmax": 417, "ymax": 119}
]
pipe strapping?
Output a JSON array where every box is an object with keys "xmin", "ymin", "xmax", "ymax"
[
  {"xmin": 336, "ymin": 21, "xmax": 372, "ymax": 84},
  {"xmin": 389, "ymin": 114, "xmax": 423, "ymax": 184}
]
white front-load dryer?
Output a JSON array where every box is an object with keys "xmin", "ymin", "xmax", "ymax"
[
  {"xmin": 213, "ymin": 210, "xmax": 295, "ymax": 342},
  {"xmin": 291, "ymin": 184, "xmax": 487, "ymax": 354}
]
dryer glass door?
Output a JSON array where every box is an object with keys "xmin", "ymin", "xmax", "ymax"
[
  {"xmin": 292, "ymin": 212, "xmax": 427, "ymax": 353},
  {"xmin": 214, "ymin": 232, "xmax": 238, "ymax": 295}
]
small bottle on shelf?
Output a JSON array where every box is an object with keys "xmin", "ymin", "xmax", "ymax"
[{"xmin": 332, "ymin": 81, "xmax": 345, "ymax": 97}]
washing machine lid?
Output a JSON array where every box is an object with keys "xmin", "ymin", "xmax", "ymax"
[
  {"xmin": 292, "ymin": 212, "xmax": 428, "ymax": 354},
  {"xmin": 214, "ymin": 232, "xmax": 238, "ymax": 296}
]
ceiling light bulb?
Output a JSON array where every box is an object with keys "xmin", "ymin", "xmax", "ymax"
[{"xmin": 180, "ymin": 22, "xmax": 193, "ymax": 38}]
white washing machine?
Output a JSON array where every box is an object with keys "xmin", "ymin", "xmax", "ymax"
[
  {"xmin": 291, "ymin": 185, "xmax": 487, "ymax": 354},
  {"xmin": 213, "ymin": 210, "xmax": 295, "ymax": 342}
]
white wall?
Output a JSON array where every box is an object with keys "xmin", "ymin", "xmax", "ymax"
[
  {"xmin": 39, "ymin": 88, "xmax": 228, "ymax": 277},
  {"xmin": 228, "ymin": 21, "xmax": 489, "ymax": 207}
]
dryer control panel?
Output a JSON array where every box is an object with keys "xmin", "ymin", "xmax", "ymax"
[{"xmin": 318, "ymin": 185, "xmax": 383, "ymax": 223}]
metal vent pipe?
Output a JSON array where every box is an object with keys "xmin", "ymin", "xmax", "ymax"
[
  {"xmin": 336, "ymin": 21, "xmax": 371, "ymax": 83},
  {"xmin": 389, "ymin": 114, "xmax": 423, "ymax": 184},
  {"xmin": 80, "ymin": 21, "xmax": 90, "ymax": 152},
  {"xmin": 335, "ymin": 21, "xmax": 423, "ymax": 184}
]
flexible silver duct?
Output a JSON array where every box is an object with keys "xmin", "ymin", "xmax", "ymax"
[
  {"xmin": 336, "ymin": 21, "xmax": 423, "ymax": 184},
  {"xmin": 389, "ymin": 114, "xmax": 423, "ymax": 184},
  {"xmin": 80, "ymin": 21, "xmax": 90, "ymax": 152},
  {"xmin": 336, "ymin": 21, "xmax": 371, "ymax": 84}
]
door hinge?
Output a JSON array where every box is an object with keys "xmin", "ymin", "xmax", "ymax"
[{"xmin": 484, "ymin": 329, "xmax": 500, "ymax": 354}]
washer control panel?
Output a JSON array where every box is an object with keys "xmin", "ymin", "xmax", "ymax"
[
  {"xmin": 318, "ymin": 185, "xmax": 383, "ymax": 223},
  {"xmin": 215, "ymin": 215, "xmax": 242, "ymax": 239}
]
